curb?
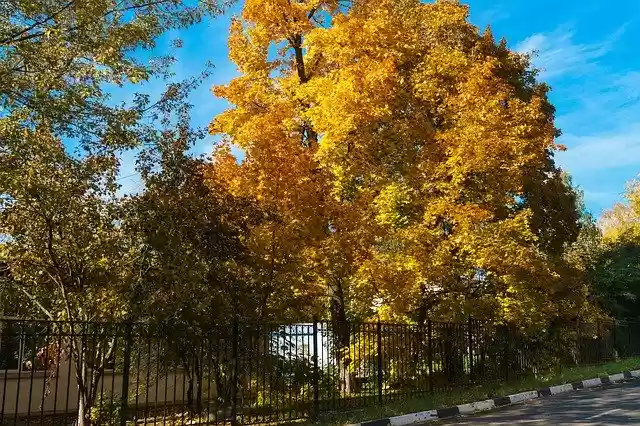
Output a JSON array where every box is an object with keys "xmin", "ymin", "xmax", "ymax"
[{"xmin": 347, "ymin": 369, "xmax": 640, "ymax": 426}]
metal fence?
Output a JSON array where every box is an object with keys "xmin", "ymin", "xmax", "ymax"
[{"xmin": 0, "ymin": 318, "xmax": 639, "ymax": 425}]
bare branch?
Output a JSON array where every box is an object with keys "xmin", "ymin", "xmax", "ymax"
[{"xmin": 12, "ymin": 281, "xmax": 54, "ymax": 320}]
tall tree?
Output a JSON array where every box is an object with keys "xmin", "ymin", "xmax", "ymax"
[
  {"xmin": 590, "ymin": 180, "xmax": 640, "ymax": 318},
  {"xmin": 1, "ymin": 2, "xmax": 230, "ymax": 423},
  {"xmin": 209, "ymin": 0, "xmax": 585, "ymax": 393},
  {"xmin": 300, "ymin": 0, "xmax": 582, "ymax": 324},
  {"xmin": 210, "ymin": 0, "xmax": 586, "ymax": 326},
  {"xmin": 0, "ymin": 127, "xmax": 131, "ymax": 425}
]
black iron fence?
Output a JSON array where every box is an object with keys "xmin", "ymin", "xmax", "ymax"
[{"xmin": 0, "ymin": 318, "xmax": 639, "ymax": 425}]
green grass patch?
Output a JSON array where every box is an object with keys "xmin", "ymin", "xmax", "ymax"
[{"xmin": 302, "ymin": 357, "xmax": 640, "ymax": 426}]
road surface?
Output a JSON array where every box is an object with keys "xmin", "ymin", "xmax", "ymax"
[{"xmin": 437, "ymin": 381, "xmax": 640, "ymax": 425}]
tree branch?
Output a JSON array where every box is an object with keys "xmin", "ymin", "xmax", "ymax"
[
  {"xmin": 0, "ymin": 1, "xmax": 75, "ymax": 45},
  {"xmin": 2, "ymin": 0, "xmax": 173, "ymax": 46},
  {"xmin": 12, "ymin": 282, "xmax": 54, "ymax": 320}
]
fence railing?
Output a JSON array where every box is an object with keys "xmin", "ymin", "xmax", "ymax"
[{"xmin": 0, "ymin": 318, "xmax": 638, "ymax": 425}]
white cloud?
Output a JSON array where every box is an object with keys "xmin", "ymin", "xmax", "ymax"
[
  {"xmin": 515, "ymin": 24, "xmax": 639, "ymax": 216},
  {"xmin": 556, "ymin": 125, "xmax": 640, "ymax": 173},
  {"xmin": 554, "ymin": 124, "xmax": 640, "ymax": 215},
  {"xmin": 516, "ymin": 26, "xmax": 625, "ymax": 79}
]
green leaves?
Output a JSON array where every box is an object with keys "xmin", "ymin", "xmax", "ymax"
[
  {"xmin": 586, "ymin": 180, "xmax": 640, "ymax": 319},
  {"xmin": 0, "ymin": 0, "xmax": 231, "ymax": 321},
  {"xmin": 0, "ymin": 127, "xmax": 129, "ymax": 320},
  {"xmin": 0, "ymin": 0, "xmax": 226, "ymax": 152}
]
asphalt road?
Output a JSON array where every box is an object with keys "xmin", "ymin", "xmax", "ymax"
[{"xmin": 437, "ymin": 381, "xmax": 640, "ymax": 425}]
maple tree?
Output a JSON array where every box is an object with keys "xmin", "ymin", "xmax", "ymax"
[
  {"xmin": 300, "ymin": 0, "xmax": 589, "ymax": 326},
  {"xmin": 209, "ymin": 0, "xmax": 584, "ymax": 336}
]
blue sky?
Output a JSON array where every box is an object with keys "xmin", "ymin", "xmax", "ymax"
[{"xmin": 112, "ymin": 0, "xmax": 640, "ymax": 218}]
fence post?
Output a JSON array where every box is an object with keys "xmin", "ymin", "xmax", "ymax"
[
  {"xmin": 427, "ymin": 320, "xmax": 433, "ymax": 393},
  {"xmin": 312, "ymin": 319, "xmax": 319, "ymax": 419},
  {"xmin": 231, "ymin": 320, "xmax": 239, "ymax": 426},
  {"xmin": 504, "ymin": 326, "xmax": 510, "ymax": 382},
  {"xmin": 120, "ymin": 323, "xmax": 133, "ymax": 426},
  {"xmin": 468, "ymin": 317, "xmax": 474, "ymax": 384},
  {"xmin": 376, "ymin": 321, "xmax": 383, "ymax": 404},
  {"xmin": 612, "ymin": 319, "xmax": 618, "ymax": 359},
  {"xmin": 597, "ymin": 319, "xmax": 602, "ymax": 363},
  {"xmin": 576, "ymin": 318, "xmax": 582, "ymax": 365}
]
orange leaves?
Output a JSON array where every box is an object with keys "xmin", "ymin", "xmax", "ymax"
[{"xmin": 207, "ymin": 0, "xmax": 582, "ymax": 324}]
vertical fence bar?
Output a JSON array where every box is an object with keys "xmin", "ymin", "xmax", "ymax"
[
  {"xmin": 612, "ymin": 320, "xmax": 617, "ymax": 360},
  {"xmin": 120, "ymin": 323, "xmax": 132, "ymax": 426},
  {"xmin": 504, "ymin": 326, "xmax": 509, "ymax": 383},
  {"xmin": 51, "ymin": 324, "xmax": 61, "ymax": 423},
  {"xmin": 468, "ymin": 318, "xmax": 474, "ymax": 384},
  {"xmin": 312, "ymin": 319, "xmax": 319, "ymax": 419},
  {"xmin": 205, "ymin": 336, "xmax": 212, "ymax": 424},
  {"xmin": 597, "ymin": 319, "xmax": 602, "ymax": 363},
  {"xmin": 64, "ymin": 322, "xmax": 73, "ymax": 420},
  {"xmin": 134, "ymin": 331, "xmax": 141, "ymax": 423},
  {"xmin": 98, "ymin": 328, "xmax": 106, "ymax": 426},
  {"xmin": 151, "ymin": 338, "xmax": 158, "ymax": 422},
  {"xmin": 172, "ymin": 345, "xmax": 178, "ymax": 423},
  {"xmin": 0, "ymin": 322, "xmax": 9, "ymax": 425},
  {"xmin": 39, "ymin": 323, "xmax": 50, "ymax": 426},
  {"xmin": 143, "ymin": 338, "xmax": 152, "ymax": 426},
  {"xmin": 427, "ymin": 320, "xmax": 433, "ymax": 393},
  {"xmin": 287, "ymin": 326, "xmax": 292, "ymax": 421},
  {"xmin": 0, "ymin": 324, "xmax": 7, "ymax": 425},
  {"xmin": 230, "ymin": 320, "xmax": 239, "ymax": 426},
  {"xmin": 576, "ymin": 318, "xmax": 582, "ymax": 365},
  {"xmin": 376, "ymin": 322, "xmax": 383, "ymax": 404},
  {"xmin": 162, "ymin": 336, "xmax": 168, "ymax": 424},
  {"xmin": 26, "ymin": 326, "xmax": 37, "ymax": 426},
  {"xmin": 109, "ymin": 333, "xmax": 118, "ymax": 426},
  {"xmin": 14, "ymin": 323, "xmax": 24, "ymax": 426}
]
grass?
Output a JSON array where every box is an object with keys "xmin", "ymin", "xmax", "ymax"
[{"xmin": 301, "ymin": 357, "xmax": 640, "ymax": 426}]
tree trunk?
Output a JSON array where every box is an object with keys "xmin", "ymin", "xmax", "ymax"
[
  {"xmin": 71, "ymin": 327, "xmax": 115, "ymax": 426},
  {"xmin": 75, "ymin": 361, "xmax": 96, "ymax": 426},
  {"xmin": 77, "ymin": 397, "xmax": 91, "ymax": 426},
  {"xmin": 194, "ymin": 355, "xmax": 203, "ymax": 414},
  {"xmin": 330, "ymin": 278, "xmax": 354, "ymax": 395},
  {"xmin": 73, "ymin": 333, "xmax": 92, "ymax": 426}
]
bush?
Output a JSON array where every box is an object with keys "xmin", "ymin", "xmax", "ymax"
[{"xmin": 90, "ymin": 394, "xmax": 123, "ymax": 425}]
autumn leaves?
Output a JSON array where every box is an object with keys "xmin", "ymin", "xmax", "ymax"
[{"xmin": 206, "ymin": 0, "xmax": 587, "ymax": 326}]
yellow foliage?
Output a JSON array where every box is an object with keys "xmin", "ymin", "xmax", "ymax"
[
  {"xmin": 207, "ymin": 0, "xmax": 582, "ymax": 324},
  {"xmin": 600, "ymin": 180, "xmax": 640, "ymax": 243}
]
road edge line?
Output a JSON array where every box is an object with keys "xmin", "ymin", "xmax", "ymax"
[{"xmin": 346, "ymin": 369, "xmax": 639, "ymax": 426}]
